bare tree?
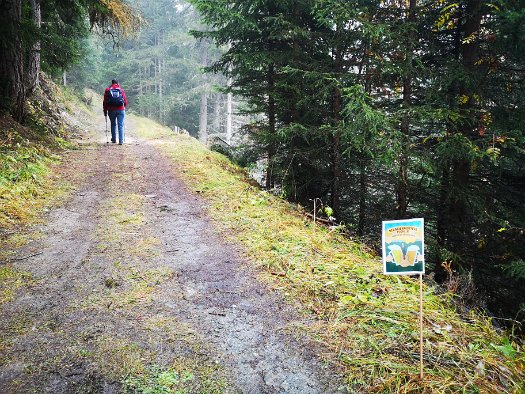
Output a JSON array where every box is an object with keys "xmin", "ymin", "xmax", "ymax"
[{"xmin": 198, "ymin": 40, "xmax": 209, "ymax": 144}]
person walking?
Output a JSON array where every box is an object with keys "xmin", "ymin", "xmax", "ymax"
[{"xmin": 103, "ymin": 79, "xmax": 128, "ymax": 144}]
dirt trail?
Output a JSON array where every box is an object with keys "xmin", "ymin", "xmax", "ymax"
[{"xmin": 0, "ymin": 113, "xmax": 345, "ymax": 393}]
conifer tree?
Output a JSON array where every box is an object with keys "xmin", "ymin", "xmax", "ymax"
[
  {"xmin": 190, "ymin": 0, "xmax": 525, "ymax": 322},
  {"xmin": 0, "ymin": 0, "xmax": 142, "ymax": 121}
]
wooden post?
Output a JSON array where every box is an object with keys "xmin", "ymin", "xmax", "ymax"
[
  {"xmin": 419, "ymin": 273, "xmax": 424, "ymax": 379},
  {"xmin": 313, "ymin": 199, "xmax": 317, "ymax": 227}
]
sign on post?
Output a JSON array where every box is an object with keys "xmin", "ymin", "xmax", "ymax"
[
  {"xmin": 382, "ymin": 218, "xmax": 425, "ymax": 275},
  {"xmin": 382, "ymin": 217, "xmax": 426, "ymax": 379}
]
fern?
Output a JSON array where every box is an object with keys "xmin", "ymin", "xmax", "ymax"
[{"xmin": 503, "ymin": 259, "xmax": 525, "ymax": 280}]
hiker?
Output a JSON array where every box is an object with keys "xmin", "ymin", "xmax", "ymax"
[{"xmin": 103, "ymin": 79, "xmax": 128, "ymax": 144}]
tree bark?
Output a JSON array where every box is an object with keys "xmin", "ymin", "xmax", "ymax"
[
  {"xmin": 199, "ymin": 90, "xmax": 208, "ymax": 144},
  {"xmin": 437, "ymin": 167, "xmax": 450, "ymax": 244},
  {"xmin": 26, "ymin": 0, "xmax": 41, "ymax": 96},
  {"xmin": 356, "ymin": 38, "xmax": 372, "ymax": 232},
  {"xmin": 198, "ymin": 40, "xmax": 209, "ymax": 144},
  {"xmin": 0, "ymin": 0, "xmax": 24, "ymax": 119},
  {"xmin": 266, "ymin": 63, "xmax": 276, "ymax": 190},
  {"xmin": 448, "ymin": 0, "xmax": 483, "ymax": 247},
  {"xmin": 226, "ymin": 78, "xmax": 233, "ymax": 144},
  {"xmin": 212, "ymin": 93, "xmax": 221, "ymax": 135},
  {"xmin": 331, "ymin": 32, "xmax": 343, "ymax": 214},
  {"xmin": 159, "ymin": 58, "xmax": 163, "ymax": 123},
  {"xmin": 396, "ymin": 0, "xmax": 416, "ymax": 219},
  {"xmin": 357, "ymin": 163, "xmax": 367, "ymax": 236},
  {"xmin": 331, "ymin": 104, "xmax": 342, "ymax": 214}
]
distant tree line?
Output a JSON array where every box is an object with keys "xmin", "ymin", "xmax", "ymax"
[
  {"xmin": 190, "ymin": 0, "xmax": 525, "ymax": 325},
  {"xmin": 0, "ymin": 0, "xmax": 142, "ymax": 121},
  {"xmin": 67, "ymin": 0, "xmax": 243, "ymax": 141}
]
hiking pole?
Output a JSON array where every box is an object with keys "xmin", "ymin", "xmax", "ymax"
[{"xmin": 105, "ymin": 114, "xmax": 109, "ymax": 144}]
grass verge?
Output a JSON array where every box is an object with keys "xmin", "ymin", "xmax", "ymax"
[
  {"xmin": 0, "ymin": 120, "xmax": 70, "ymax": 228},
  {"xmin": 0, "ymin": 75, "xmax": 82, "ymax": 230},
  {"xmin": 0, "ymin": 78, "xmax": 82, "ymax": 317},
  {"xmin": 133, "ymin": 115, "xmax": 525, "ymax": 393},
  {"xmin": 122, "ymin": 360, "xmax": 230, "ymax": 394}
]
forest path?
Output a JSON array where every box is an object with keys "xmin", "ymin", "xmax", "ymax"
[{"xmin": 0, "ymin": 111, "xmax": 345, "ymax": 393}]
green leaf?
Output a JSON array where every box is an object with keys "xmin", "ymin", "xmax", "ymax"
[
  {"xmin": 491, "ymin": 339, "xmax": 517, "ymax": 358},
  {"xmin": 503, "ymin": 260, "xmax": 525, "ymax": 280},
  {"xmin": 324, "ymin": 206, "xmax": 333, "ymax": 217}
]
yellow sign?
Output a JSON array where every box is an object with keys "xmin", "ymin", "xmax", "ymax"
[{"xmin": 384, "ymin": 226, "xmax": 423, "ymax": 244}]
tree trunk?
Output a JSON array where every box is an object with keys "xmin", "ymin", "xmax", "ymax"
[
  {"xmin": 396, "ymin": 147, "xmax": 409, "ymax": 218},
  {"xmin": 396, "ymin": 90, "xmax": 410, "ymax": 219},
  {"xmin": 159, "ymin": 58, "xmax": 163, "ymax": 123},
  {"xmin": 331, "ymin": 114, "xmax": 342, "ymax": 214},
  {"xmin": 26, "ymin": 0, "xmax": 41, "ymax": 96},
  {"xmin": 447, "ymin": 0, "xmax": 483, "ymax": 247},
  {"xmin": 198, "ymin": 40, "xmax": 209, "ymax": 144},
  {"xmin": 357, "ymin": 163, "xmax": 367, "ymax": 236},
  {"xmin": 226, "ymin": 45, "xmax": 233, "ymax": 144},
  {"xmin": 0, "ymin": 0, "xmax": 24, "ymax": 119},
  {"xmin": 226, "ymin": 78, "xmax": 233, "ymax": 144},
  {"xmin": 437, "ymin": 166, "xmax": 450, "ymax": 245},
  {"xmin": 396, "ymin": 0, "xmax": 416, "ymax": 219},
  {"xmin": 331, "ymin": 35, "xmax": 343, "ymax": 214},
  {"xmin": 138, "ymin": 68, "xmax": 143, "ymax": 115},
  {"xmin": 212, "ymin": 93, "xmax": 221, "ymax": 136},
  {"xmin": 266, "ymin": 63, "xmax": 276, "ymax": 190},
  {"xmin": 199, "ymin": 90, "xmax": 208, "ymax": 144},
  {"xmin": 154, "ymin": 59, "xmax": 158, "ymax": 95}
]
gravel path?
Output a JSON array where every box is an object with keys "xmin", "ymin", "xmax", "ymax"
[{"xmin": 0, "ymin": 113, "xmax": 345, "ymax": 393}]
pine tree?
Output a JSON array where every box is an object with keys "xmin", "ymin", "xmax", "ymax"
[{"xmin": 0, "ymin": 0, "xmax": 142, "ymax": 121}]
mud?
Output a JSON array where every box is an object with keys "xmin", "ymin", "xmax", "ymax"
[{"xmin": 0, "ymin": 113, "xmax": 346, "ymax": 393}]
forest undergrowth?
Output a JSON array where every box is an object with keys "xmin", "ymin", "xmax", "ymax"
[
  {"xmin": 0, "ymin": 76, "xmax": 82, "ymax": 231},
  {"xmin": 134, "ymin": 116, "xmax": 525, "ymax": 393}
]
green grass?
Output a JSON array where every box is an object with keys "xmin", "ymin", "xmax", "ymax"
[
  {"xmin": 0, "ymin": 142, "xmax": 60, "ymax": 227},
  {"xmin": 0, "ymin": 265, "xmax": 33, "ymax": 305},
  {"xmin": 0, "ymin": 76, "xmax": 91, "ymax": 230},
  {"xmin": 122, "ymin": 362, "xmax": 231, "ymax": 394},
  {"xmin": 95, "ymin": 335, "xmax": 231, "ymax": 393},
  {"xmin": 94, "ymin": 333, "xmax": 232, "ymax": 393},
  {"xmin": 81, "ymin": 266, "xmax": 174, "ymax": 311},
  {"xmin": 0, "ymin": 103, "xmax": 78, "ymax": 332},
  {"xmin": 133, "ymin": 115, "xmax": 525, "ymax": 393},
  {"xmin": 0, "ymin": 104, "xmax": 77, "ymax": 229}
]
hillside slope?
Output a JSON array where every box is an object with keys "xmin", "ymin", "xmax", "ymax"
[
  {"xmin": 0, "ymin": 86, "xmax": 524, "ymax": 393},
  {"xmin": 133, "ymin": 115, "xmax": 525, "ymax": 393}
]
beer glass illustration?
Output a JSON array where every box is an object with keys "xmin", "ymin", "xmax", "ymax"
[
  {"xmin": 388, "ymin": 245, "xmax": 403, "ymax": 265},
  {"xmin": 406, "ymin": 245, "xmax": 420, "ymax": 265}
]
